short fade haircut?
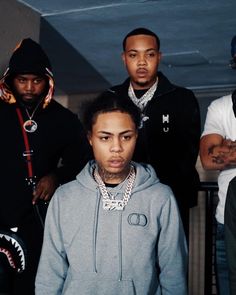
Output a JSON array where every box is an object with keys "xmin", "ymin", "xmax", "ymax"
[
  {"xmin": 83, "ymin": 90, "xmax": 141, "ymax": 132},
  {"xmin": 122, "ymin": 27, "xmax": 160, "ymax": 51}
]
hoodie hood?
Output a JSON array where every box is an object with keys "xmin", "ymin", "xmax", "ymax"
[
  {"xmin": 76, "ymin": 160, "xmax": 160, "ymax": 194},
  {"xmin": 0, "ymin": 38, "xmax": 54, "ymax": 108}
]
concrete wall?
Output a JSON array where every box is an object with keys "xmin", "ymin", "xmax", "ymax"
[{"xmin": 0, "ymin": 0, "xmax": 41, "ymax": 75}]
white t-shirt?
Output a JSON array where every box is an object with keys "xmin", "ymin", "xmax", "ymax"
[{"xmin": 201, "ymin": 94, "xmax": 236, "ymax": 224}]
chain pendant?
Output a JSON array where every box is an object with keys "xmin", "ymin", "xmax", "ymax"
[
  {"xmin": 94, "ymin": 165, "xmax": 136, "ymax": 211},
  {"xmin": 128, "ymin": 78, "xmax": 158, "ymax": 111},
  {"xmin": 23, "ymin": 120, "xmax": 38, "ymax": 133},
  {"xmin": 103, "ymin": 199, "xmax": 124, "ymax": 211}
]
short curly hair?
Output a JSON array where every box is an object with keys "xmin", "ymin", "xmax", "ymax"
[{"xmin": 83, "ymin": 90, "xmax": 141, "ymax": 132}]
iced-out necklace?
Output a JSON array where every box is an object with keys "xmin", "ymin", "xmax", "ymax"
[
  {"xmin": 128, "ymin": 78, "xmax": 158, "ymax": 111},
  {"xmin": 94, "ymin": 165, "xmax": 136, "ymax": 211},
  {"xmin": 23, "ymin": 100, "xmax": 42, "ymax": 133}
]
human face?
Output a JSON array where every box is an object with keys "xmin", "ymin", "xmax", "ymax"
[
  {"xmin": 122, "ymin": 34, "xmax": 161, "ymax": 90},
  {"xmin": 12, "ymin": 74, "xmax": 47, "ymax": 106},
  {"xmin": 88, "ymin": 111, "xmax": 138, "ymax": 184}
]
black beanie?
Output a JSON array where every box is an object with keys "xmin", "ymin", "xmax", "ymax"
[{"xmin": 8, "ymin": 38, "xmax": 53, "ymax": 77}]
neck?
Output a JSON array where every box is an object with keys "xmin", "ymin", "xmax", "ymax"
[
  {"xmin": 98, "ymin": 165, "xmax": 131, "ymax": 184},
  {"xmin": 19, "ymin": 99, "xmax": 38, "ymax": 110},
  {"xmin": 25, "ymin": 103, "xmax": 37, "ymax": 111},
  {"xmin": 131, "ymin": 77, "xmax": 157, "ymax": 91}
]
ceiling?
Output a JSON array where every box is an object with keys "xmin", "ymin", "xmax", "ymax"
[{"xmin": 16, "ymin": 0, "xmax": 236, "ymax": 95}]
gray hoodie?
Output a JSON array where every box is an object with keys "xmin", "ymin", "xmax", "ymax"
[{"xmin": 35, "ymin": 161, "xmax": 187, "ymax": 295}]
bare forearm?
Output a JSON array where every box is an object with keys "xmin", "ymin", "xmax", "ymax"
[{"xmin": 201, "ymin": 140, "xmax": 236, "ymax": 171}]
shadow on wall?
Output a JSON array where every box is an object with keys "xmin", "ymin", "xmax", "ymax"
[{"xmin": 40, "ymin": 18, "xmax": 111, "ymax": 95}]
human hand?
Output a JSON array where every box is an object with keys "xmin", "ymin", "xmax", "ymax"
[
  {"xmin": 32, "ymin": 173, "xmax": 59, "ymax": 205},
  {"xmin": 210, "ymin": 139, "xmax": 236, "ymax": 165},
  {"xmin": 222, "ymin": 139, "xmax": 236, "ymax": 149}
]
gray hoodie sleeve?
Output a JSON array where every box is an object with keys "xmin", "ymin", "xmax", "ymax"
[
  {"xmin": 35, "ymin": 192, "xmax": 68, "ymax": 295},
  {"xmin": 157, "ymin": 192, "xmax": 188, "ymax": 294}
]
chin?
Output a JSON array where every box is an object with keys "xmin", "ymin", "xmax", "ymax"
[
  {"xmin": 135, "ymin": 80, "xmax": 150, "ymax": 88},
  {"xmin": 107, "ymin": 166, "xmax": 123, "ymax": 174},
  {"xmin": 23, "ymin": 99, "xmax": 34, "ymax": 103}
]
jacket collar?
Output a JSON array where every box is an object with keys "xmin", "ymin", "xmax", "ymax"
[{"xmin": 119, "ymin": 71, "xmax": 176, "ymax": 97}]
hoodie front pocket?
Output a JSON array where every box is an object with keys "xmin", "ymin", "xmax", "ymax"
[{"xmin": 62, "ymin": 275, "xmax": 136, "ymax": 295}]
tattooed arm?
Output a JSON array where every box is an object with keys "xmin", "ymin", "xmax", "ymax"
[{"xmin": 200, "ymin": 134, "xmax": 236, "ymax": 170}]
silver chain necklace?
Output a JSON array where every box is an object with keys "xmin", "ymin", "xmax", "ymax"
[
  {"xmin": 23, "ymin": 100, "xmax": 42, "ymax": 133},
  {"xmin": 128, "ymin": 78, "xmax": 158, "ymax": 111},
  {"xmin": 94, "ymin": 165, "xmax": 136, "ymax": 211}
]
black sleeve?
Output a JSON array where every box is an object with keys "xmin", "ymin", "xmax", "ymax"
[
  {"xmin": 53, "ymin": 113, "xmax": 93, "ymax": 184},
  {"xmin": 168, "ymin": 89, "xmax": 201, "ymax": 188},
  {"xmin": 181, "ymin": 90, "xmax": 201, "ymax": 176},
  {"xmin": 225, "ymin": 176, "xmax": 236, "ymax": 295}
]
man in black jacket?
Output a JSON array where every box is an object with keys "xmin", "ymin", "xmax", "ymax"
[
  {"xmin": 0, "ymin": 38, "xmax": 91, "ymax": 294},
  {"xmin": 110, "ymin": 27, "xmax": 201, "ymax": 239}
]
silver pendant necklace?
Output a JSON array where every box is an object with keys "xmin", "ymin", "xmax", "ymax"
[
  {"xmin": 23, "ymin": 101, "xmax": 42, "ymax": 133},
  {"xmin": 128, "ymin": 78, "xmax": 158, "ymax": 111},
  {"xmin": 94, "ymin": 165, "xmax": 136, "ymax": 211}
]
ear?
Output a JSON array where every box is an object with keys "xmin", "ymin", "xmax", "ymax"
[
  {"xmin": 122, "ymin": 52, "xmax": 126, "ymax": 65},
  {"xmin": 87, "ymin": 132, "xmax": 92, "ymax": 146}
]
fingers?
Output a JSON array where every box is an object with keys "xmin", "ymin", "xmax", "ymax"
[
  {"xmin": 32, "ymin": 184, "xmax": 51, "ymax": 204},
  {"xmin": 32, "ymin": 193, "xmax": 39, "ymax": 205},
  {"xmin": 32, "ymin": 174, "xmax": 58, "ymax": 205},
  {"xmin": 32, "ymin": 192, "xmax": 50, "ymax": 205}
]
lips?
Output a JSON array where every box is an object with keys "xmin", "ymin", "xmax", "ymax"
[
  {"xmin": 23, "ymin": 94, "xmax": 34, "ymax": 99},
  {"xmin": 108, "ymin": 158, "xmax": 124, "ymax": 168},
  {"xmin": 136, "ymin": 68, "xmax": 148, "ymax": 77}
]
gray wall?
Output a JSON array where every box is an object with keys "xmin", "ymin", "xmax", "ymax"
[{"xmin": 0, "ymin": 0, "xmax": 40, "ymax": 75}]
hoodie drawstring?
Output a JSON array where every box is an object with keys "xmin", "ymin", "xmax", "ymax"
[
  {"xmin": 92, "ymin": 189, "xmax": 101, "ymax": 273},
  {"xmin": 118, "ymin": 211, "xmax": 123, "ymax": 281}
]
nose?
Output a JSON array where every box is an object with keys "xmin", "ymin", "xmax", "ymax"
[
  {"xmin": 110, "ymin": 138, "xmax": 123, "ymax": 153},
  {"xmin": 137, "ymin": 54, "xmax": 147, "ymax": 66},
  {"xmin": 25, "ymin": 81, "xmax": 35, "ymax": 92}
]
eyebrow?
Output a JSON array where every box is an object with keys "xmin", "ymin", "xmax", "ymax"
[
  {"xmin": 16, "ymin": 75, "xmax": 44, "ymax": 79},
  {"xmin": 126, "ymin": 48, "xmax": 158, "ymax": 52},
  {"xmin": 97, "ymin": 130, "xmax": 135, "ymax": 135}
]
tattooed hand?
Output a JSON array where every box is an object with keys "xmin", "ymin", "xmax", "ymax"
[{"xmin": 209, "ymin": 139, "xmax": 236, "ymax": 166}]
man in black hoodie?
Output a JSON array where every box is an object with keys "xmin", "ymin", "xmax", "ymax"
[
  {"xmin": 0, "ymin": 38, "xmax": 91, "ymax": 294},
  {"xmin": 110, "ymin": 28, "xmax": 201, "ymax": 239}
]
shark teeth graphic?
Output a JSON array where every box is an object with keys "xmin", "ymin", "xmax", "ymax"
[{"xmin": 0, "ymin": 231, "xmax": 27, "ymax": 273}]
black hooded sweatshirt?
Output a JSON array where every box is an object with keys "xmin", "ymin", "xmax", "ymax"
[{"xmin": 0, "ymin": 38, "xmax": 91, "ymax": 227}]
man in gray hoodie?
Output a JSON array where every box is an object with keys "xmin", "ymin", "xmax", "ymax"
[{"xmin": 35, "ymin": 91, "xmax": 188, "ymax": 295}]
